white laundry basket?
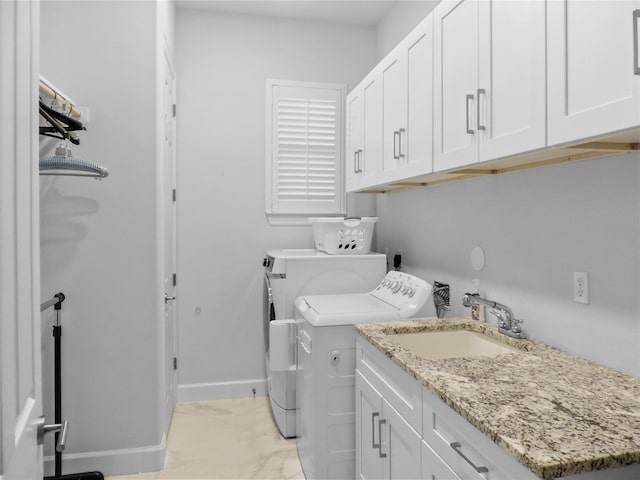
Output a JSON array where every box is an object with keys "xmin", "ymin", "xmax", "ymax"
[{"xmin": 309, "ymin": 217, "xmax": 378, "ymax": 255}]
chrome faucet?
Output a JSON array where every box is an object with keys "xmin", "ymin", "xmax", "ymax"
[{"xmin": 461, "ymin": 293, "xmax": 525, "ymax": 339}]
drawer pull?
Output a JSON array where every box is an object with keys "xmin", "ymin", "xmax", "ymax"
[
  {"xmin": 372, "ymin": 412, "xmax": 380, "ymax": 449},
  {"xmin": 450, "ymin": 442, "xmax": 488, "ymax": 474},
  {"xmin": 634, "ymin": 10, "xmax": 640, "ymax": 75},
  {"xmin": 393, "ymin": 130, "xmax": 400, "ymax": 159},
  {"xmin": 378, "ymin": 419, "xmax": 387, "ymax": 458},
  {"xmin": 477, "ymin": 89, "xmax": 486, "ymax": 131},
  {"xmin": 465, "ymin": 94, "xmax": 475, "ymax": 134}
]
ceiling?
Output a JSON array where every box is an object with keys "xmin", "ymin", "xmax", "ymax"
[{"xmin": 175, "ymin": 0, "xmax": 403, "ymax": 27}]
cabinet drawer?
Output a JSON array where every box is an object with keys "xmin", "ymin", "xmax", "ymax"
[
  {"xmin": 356, "ymin": 335, "xmax": 422, "ymax": 433},
  {"xmin": 421, "ymin": 440, "xmax": 461, "ymax": 480},
  {"xmin": 422, "ymin": 386, "xmax": 538, "ymax": 480}
]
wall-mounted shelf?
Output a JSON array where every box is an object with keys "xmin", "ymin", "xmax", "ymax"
[{"xmin": 38, "ymin": 76, "xmax": 108, "ymax": 179}]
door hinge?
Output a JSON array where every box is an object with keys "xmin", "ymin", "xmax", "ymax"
[
  {"xmin": 172, "ymin": 103, "xmax": 176, "ymax": 118},
  {"xmin": 172, "ymin": 189, "xmax": 176, "ymax": 203},
  {"xmin": 173, "ymin": 357, "xmax": 178, "ymax": 370},
  {"xmin": 173, "ymin": 273, "xmax": 177, "ymax": 287}
]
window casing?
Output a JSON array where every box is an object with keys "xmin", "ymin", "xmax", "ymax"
[{"xmin": 265, "ymin": 79, "xmax": 346, "ymax": 225}]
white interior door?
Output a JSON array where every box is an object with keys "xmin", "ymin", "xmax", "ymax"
[
  {"xmin": 162, "ymin": 47, "xmax": 178, "ymax": 429},
  {"xmin": 0, "ymin": 0, "xmax": 43, "ymax": 477}
]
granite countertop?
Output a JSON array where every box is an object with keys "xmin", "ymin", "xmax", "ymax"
[{"xmin": 354, "ymin": 317, "xmax": 640, "ymax": 479}]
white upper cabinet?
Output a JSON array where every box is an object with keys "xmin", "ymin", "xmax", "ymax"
[
  {"xmin": 478, "ymin": 0, "xmax": 546, "ymax": 161},
  {"xmin": 380, "ymin": 16, "xmax": 434, "ymax": 184},
  {"xmin": 434, "ymin": 0, "xmax": 479, "ymax": 170},
  {"xmin": 381, "ymin": 52, "xmax": 408, "ymax": 179},
  {"xmin": 547, "ymin": 0, "xmax": 640, "ymax": 145},
  {"xmin": 346, "ymin": 72, "xmax": 382, "ymax": 192},
  {"xmin": 346, "ymin": 87, "xmax": 364, "ymax": 190},
  {"xmin": 434, "ymin": 0, "xmax": 546, "ymax": 172}
]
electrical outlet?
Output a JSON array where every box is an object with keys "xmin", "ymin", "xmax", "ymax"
[{"xmin": 573, "ymin": 272, "xmax": 589, "ymax": 304}]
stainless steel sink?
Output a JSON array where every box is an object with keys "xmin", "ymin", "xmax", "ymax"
[{"xmin": 390, "ymin": 330, "xmax": 521, "ymax": 360}]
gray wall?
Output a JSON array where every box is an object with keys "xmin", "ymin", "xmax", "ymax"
[
  {"xmin": 376, "ymin": 155, "xmax": 640, "ymax": 376},
  {"xmin": 175, "ymin": 7, "xmax": 378, "ymax": 398},
  {"xmin": 375, "ymin": 0, "xmax": 439, "ymax": 60},
  {"xmin": 40, "ymin": 1, "xmax": 167, "ymax": 475}
]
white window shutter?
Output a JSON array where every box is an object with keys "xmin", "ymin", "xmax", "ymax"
[{"xmin": 266, "ymin": 81, "xmax": 346, "ymax": 222}]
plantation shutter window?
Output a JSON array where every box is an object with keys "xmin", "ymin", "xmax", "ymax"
[{"xmin": 266, "ymin": 80, "xmax": 346, "ymax": 223}]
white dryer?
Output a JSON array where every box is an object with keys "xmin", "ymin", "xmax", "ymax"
[
  {"xmin": 263, "ymin": 249, "xmax": 386, "ymax": 438},
  {"xmin": 295, "ymin": 271, "xmax": 432, "ymax": 479}
]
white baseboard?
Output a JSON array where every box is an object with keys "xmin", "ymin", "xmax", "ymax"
[
  {"xmin": 43, "ymin": 435, "xmax": 166, "ymax": 478},
  {"xmin": 177, "ymin": 378, "xmax": 267, "ymax": 402}
]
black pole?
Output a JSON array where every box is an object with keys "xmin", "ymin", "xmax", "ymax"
[
  {"xmin": 53, "ymin": 325, "xmax": 62, "ymax": 477},
  {"xmin": 53, "ymin": 293, "xmax": 64, "ymax": 478}
]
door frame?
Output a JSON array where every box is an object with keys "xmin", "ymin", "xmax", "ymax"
[{"xmin": 0, "ymin": 0, "xmax": 44, "ymax": 476}]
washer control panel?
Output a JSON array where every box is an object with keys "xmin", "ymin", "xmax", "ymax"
[{"xmin": 371, "ymin": 271, "xmax": 433, "ymax": 318}]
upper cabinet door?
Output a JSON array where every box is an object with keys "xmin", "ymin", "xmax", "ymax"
[
  {"xmin": 405, "ymin": 16, "xmax": 434, "ymax": 179},
  {"xmin": 379, "ymin": 16, "xmax": 434, "ymax": 184},
  {"xmin": 548, "ymin": 0, "xmax": 640, "ymax": 145},
  {"xmin": 346, "ymin": 89, "xmax": 363, "ymax": 191},
  {"xmin": 362, "ymin": 73, "xmax": 382, "ymax": 187},
  {"xmin": 478, "ymin": 0, "xmax": 546, "ymax": 161},
  {"xmin": 434, "ymin": 0, "xmax": 480, "ymax": 171},
  {"xmin": 381, "ymin": 52, "xmax": 408, "ymax": 178},
  {"xmin": 346, "ymin": 72, "xmax": 382, "ymax": 193}
]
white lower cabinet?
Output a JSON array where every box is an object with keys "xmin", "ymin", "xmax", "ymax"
[
  {"xmin": 357, "ymin": 334, "xmax": 640, "ymax": 480},
  {"xmin": 356, "ymin": 370, "xmax": 383, "ymax": 480},
  {"xmin": 355, "ymin": 371, "xmax": 421, "ymax": 480},
  {"xmin": 383, "ymin": 396, "xmax": 422, "ymax": 479},
  {"xmin": 422, "ymin": 386, "xmax": 538, "ymax": 480},
  {"xmin": 357, "ymin": 335, "xmax": 523, "ymax": 480},
  {"xmin": 421, "ymin": 441, "xmax": 461, "ymax": 480}
]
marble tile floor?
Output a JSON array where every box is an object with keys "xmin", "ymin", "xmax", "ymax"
[{"xmin": 107, "ymin": 397, "xmax": 305, "ymax": 480}]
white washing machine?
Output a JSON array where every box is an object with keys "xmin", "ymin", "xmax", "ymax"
[
  {"xmin": 295, "ymin": 271, "xmax": 433, "ymax": 479},
  {"xmin": 263, "ymin": 249, "xmax": 386, "ymax": 438}
]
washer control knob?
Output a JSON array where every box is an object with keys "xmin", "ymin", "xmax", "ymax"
[{"xmin": 391, "ymin": 282, "xmax": 402, "ymax": 293}]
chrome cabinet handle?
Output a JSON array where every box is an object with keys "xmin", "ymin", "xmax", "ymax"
[
  {"xmin": 466, "ymin": 94, "xmax": 475, "ymax": 134},
  {"xmin": 378, "ymin": 419, "xmax": 387, "ymax": 458},
  {"xmin": 372, "ymin": 412, "xmax": 380, "ymax": 449},
  {"xmin": 37, "ymin": 417, "xmax": 69, "ymax": 452},
  {"xmin": 398, "ymin": 128, "xmax": 406, "ymax": 159},
  {"xmin": 634, "ymin": 10, "xmax": 640, "ymax": 75},
  {"xmin": 357, "ymin": 149, "xmax": 363, "ymax": 173},
  {"xmin": 164, "ymin": 294, "xmax": 176, "ymax": 304},
  {"xmin": 450, "ymin": 442, "xmax": 488, "ymax": 474},
  {"xmin": 477, "ymin": 89, "xmax": 486, "ymax": 131},
  {"xmin": 393, "ymin": 130, "xmax": 400, "ymax": 159},
  {"xmin": 353, "ymin": 151, "xmax": 358, "ymax": 173}
]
